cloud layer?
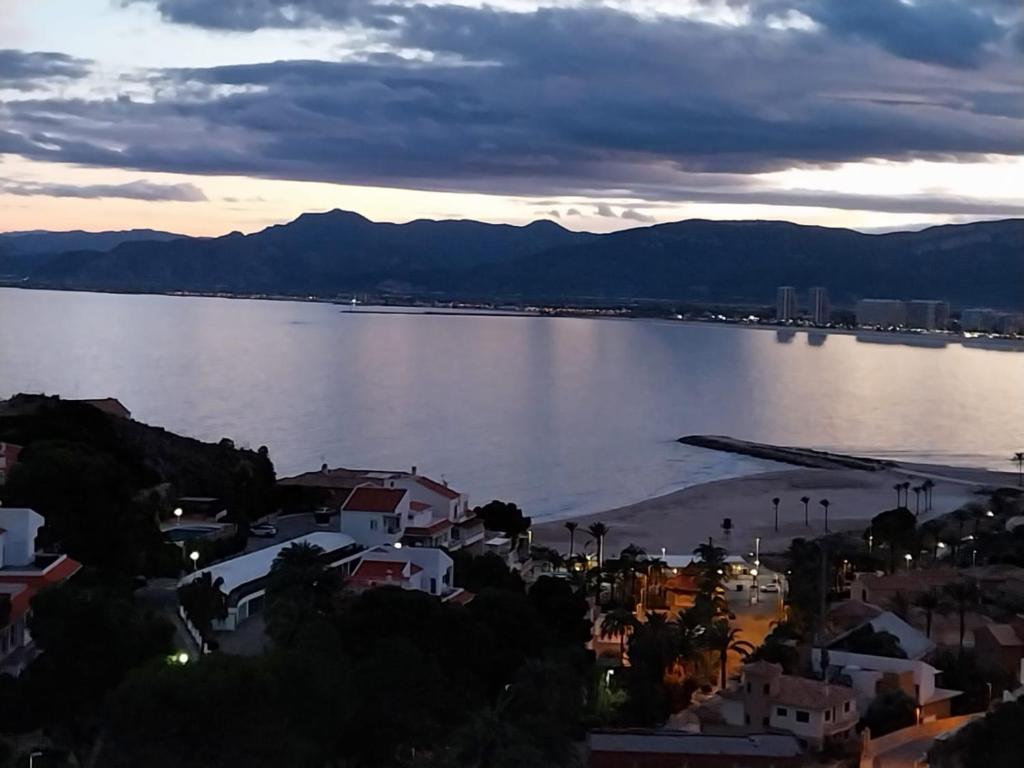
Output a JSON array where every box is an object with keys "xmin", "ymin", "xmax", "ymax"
[
  {"xmin": 2, "ymin": 1, "xmax": 1022, "ymax": 216},
  {"xmin": 0, "ymin": 178, "xmax": 207, "ymax": 202}
]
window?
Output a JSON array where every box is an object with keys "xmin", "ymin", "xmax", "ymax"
[
  {"xmin": 796, "ymin": 711, "xmax": 810, "ymax": 723},
  {"xmin": 762, "ymin": 717, "xmax": 769, "ymax": 727},
  {"xmin": 776, "ymin": 707, "xmax": 788, "ymax": 717},
  {"xmin": 763, "ymin": 683, "xmax": 770, "ymax": 695},
  {"xmin": 825, "ymin": 710, "xmax": 831, "ymax": 722},
  {"xmin": 844, "ymin": 701, "xmax": 851, "ymax": 713},
  {"xmin": 746, "ymin": 682, "xmax": 751, "ymax": 693},
  {"xmin": 430, "ymin": 577, "xmax": 437, "ymax": 593},
  {"xmin": 369, "ymin": 519, "xmax": 379, "ymax": 530},
  {"xmin": 744, "ymin": 715, "xmax": 750, "ymax": 725}
]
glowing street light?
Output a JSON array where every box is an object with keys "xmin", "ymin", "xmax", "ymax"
[
  {"xmin": 173, "ymin": 507, "xmax": 183, "ymax": 526},
  {"xmin": 189, "ymin": 550, "xmax": 200, "ymax": 570},
  {"xmin": 904, "ymin": 553, "xmax": 913, "ymax": 570},
  {"xmin": 177, "ymin": 652, "xmax": 189, "ymax": 665},
  {"xmin": 393, "ymin": 541, "xmax": 403, "ymax": 549}
]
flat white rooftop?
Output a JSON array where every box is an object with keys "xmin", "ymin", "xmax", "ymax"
[{"xmin": 179, "ymin": 532, "xmax": 356, "ymax": 595}]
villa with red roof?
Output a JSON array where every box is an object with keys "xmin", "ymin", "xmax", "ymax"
[
  {"xmin": 338, "ymin": 470, "xmax": 485, "ymax": 553},
  {"xmin": 0, "ymin": 508, "xmax": 81, "ymax": 676},
  {"xmin": 348, "ymin": 545, "xmax": 465, "ymax": 602}
]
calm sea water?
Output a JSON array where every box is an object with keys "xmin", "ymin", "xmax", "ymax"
[{"xmin": 2, "ymin": 288, "xmax": 1021, "ymax": 521}]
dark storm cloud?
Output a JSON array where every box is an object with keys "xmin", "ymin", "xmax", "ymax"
[
  {"xmin": 0, "ymin": 49, "xmax": 91, "ymax": 90},
  {"xmin": 2, "ymin": 2, "xmax": 1022, "ymax": 214},
  {"xmin": 0, "ymin": 178, "xmax": 207, "ymax": 202}
]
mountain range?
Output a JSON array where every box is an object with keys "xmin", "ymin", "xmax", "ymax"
[{"xmin": 0, "ymin": 211, "xmax": 1021, "ymax": 308}]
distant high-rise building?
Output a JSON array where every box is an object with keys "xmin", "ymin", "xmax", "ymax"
[
  {"xmin": 905, "ymin": 300, "xmax": 950, "ymax": 331},
  {"xmin": 776, "ymin": 286, "xmax": 798, "ymax": 322},
  {"xmin": 808, "ymin": 287, "xmax": 830, "ymax": 325},
  {"xmin": 961, "ymin": 308, "xmax": 1023, "ymax": 334},
  {"xmin": 855, "ymin": 299, "xmax": 906, "ymax": 328}
]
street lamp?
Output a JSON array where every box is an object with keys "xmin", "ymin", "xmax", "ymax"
[
  {"xmin": 177, "ymin": 652, "xmax": 189, "ymax": 665},
  {"xmin": 29, "ymin": 752, "xmax": 43, "ymax": 768},
  {"xmin": 904, "ymin": 553, "xmax": 913, "ymax": 571},
  {"xmin": 189, "ymin": 550, "xmax": 200, "ymax": 571},
  {"xmin": 393, "ymin": 541, "xmax": 403, "ymax": 549},
  {"xmin": 173, "ymin": 507, "xmax": 183, "ymax": 526}
]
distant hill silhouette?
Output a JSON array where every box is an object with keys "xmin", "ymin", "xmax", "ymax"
[
  {"xmin": 0, "ymin": 228, "xmax": 187, "ymax": 256},
  {"xmin": 1, "ymin": 210, "xmax": 1020, "ymax": 308}
]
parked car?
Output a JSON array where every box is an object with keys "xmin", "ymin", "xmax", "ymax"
[
  {"xmin": 250, "ymin": 522, "xmax": 278, "ymax": 538},
  {"xmin": 760, "ymin": 583, "xmax": 780, "ymax": 593}
]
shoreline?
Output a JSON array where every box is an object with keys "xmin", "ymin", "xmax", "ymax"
[
  {"xmin": 2, "ymin": 284, "xmax": 1021, "ymax": 351},
  {"xmin": 531, "ymin": 451, "xmax": 1018, "ymax": 558}
]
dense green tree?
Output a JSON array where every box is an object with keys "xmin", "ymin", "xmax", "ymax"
[
  {"xmin": 177, "ymin": 571, "xmax": 228, "ymax": 650},
  {"xmin": 452, "ymin": 550, "xmax": 526, "ymax": 593},
  {"xmin": 473, "ymin": 500, "xmax": 531, "ymax": 538},
  {"xmin": 860, "ymin": 690, "xmax": 916, "ymax": 737},
  {"xmin": 264, "ymin": 542, "xmax": 343, "ymax": 646},
  {"xmin": 870, "ymin": 507, "xmax": 917, "ymax": 573},
  {"xmin": 832, "ymin": 625, "xmax": 907, "ymax": 658},
  {"xmin": 913, "ymin": 588, "xmax": 944, "ymax": 638},
  {"xmin": 929, "ymin": 699, "xmax": 1024, "ymax": 767},
  {"xmin": 529, "ymin": 576, "xmax": 591, "ymax": 648}
]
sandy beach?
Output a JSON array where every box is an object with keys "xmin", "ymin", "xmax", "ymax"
[{"xmin": 531, "ymin": 459, "xmax": 1016, "ymax": 558}]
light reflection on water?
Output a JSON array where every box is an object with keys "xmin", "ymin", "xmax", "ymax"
[{"xmin": 1, "ymin": 288, "xmax": 1020, "ymax": 521}]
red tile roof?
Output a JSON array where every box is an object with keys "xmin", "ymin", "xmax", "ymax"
[
  {"xmin": 0, "ymin": 555, "xmax": 81, "ymax": 622},
  {"xmin": 416, "ymin": 476, "xmax": 460, "ymax": 500},
  {"xmin": 404, "ymin": 519, "xmax": 453, "ymax": 535},
  {"xmin": 773, "ymin": 676, "xmax": 856, "ymax": 710},
  {"xmin": 342, "ymin": 487, "xmax": 406, "ymax": 513},
  {"xmin": 410, "ymin": 501, "xmax": 431, "ymax": 512}
]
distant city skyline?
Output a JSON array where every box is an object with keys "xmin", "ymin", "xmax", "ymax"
[{"xmin": 1, "ymin": 0, "xmax": 1022, "ymax": 236}]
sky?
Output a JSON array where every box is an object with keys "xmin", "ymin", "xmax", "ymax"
[{"xmin": 0, "ymin": 0, "xmax": 1022, "ymax": 236}]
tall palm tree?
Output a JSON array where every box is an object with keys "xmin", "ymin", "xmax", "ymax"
[
  {"xmin": 564, "ymin": 521, "xmax": 578, "ymax": 558},
  {"xmin": 819, "ymin": 498, "xmax": 831, "ymax": 532},
  {"xmin": 901, "ymin": 482, "xmax": 912, "ymax": 506},
  {"xmin": 600, "ymin": 607, "xmax": 638, "ymax": 662},
  {"xmin": 1012, "ymin": 452, "xmax": 1024, "ymax": 487},
  {"xmin": 913, "ymin": 589, "xmax": 943, "ymax": 638},
  {"xmin": 771, "ymin": 497, "xmax": 781, "ymax": 532},
  {"xmin": 942, "ymin": 579, "xmax": 981, "ymax": 652},
  {"xmin": 922, "ymin": 479, "xmax": 935, "ymax": 510},
  {"xmin": 177, "ymin": 571, "xmax": 227, "ymax": 651},
  {"xmin": 587, "ymin": 522, "xmax": 610, "ymax": 567},
  {"xmin": 800, "ymin": 496, "xmax": 810, "ymax": 527},
  {"xmin": 265, "ymin": 542, "xmax": 343, "ymax": 645},
  {"xmin": 893, "ymin": 483, "xmax": 904, "ymax": 508},
  {"xmin": 886, "ymin": 590, "xmax": 912, "ymax": 621},
  {"xmin": 912, "ymin": 486, "xmax": 922, "ymax": 516},
  {"xmin": 702, "ymin": 619, "xmax": 755, "ymax": 689}
]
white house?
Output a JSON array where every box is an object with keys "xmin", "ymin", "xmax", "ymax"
[
  {"xmin": 339, "ymin": 474, "xmax": 485, "ymax": 552},
  {"xmin": 721, "ymin": 662, "xmax": 859, "ymax": 751},
  {"xmin": 812, "ymin": 649, "xmax": 961, "ymax": 721},
  {"xmin": 179, "ymin": 532, "xmax": 362, "ymax": 631},
  {"xmin": 0, "ymin": 508, "xmax": 81, "ymax": 675},
  {"xmin": 348, "ymin": 545, "xmax": 460, "ymax": 599},
  {"xmin": 339, "ymin": 487, "xmax": 410, "ymax": 547}
]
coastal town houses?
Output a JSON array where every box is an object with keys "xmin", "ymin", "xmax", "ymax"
[
  {"xmin": 0, "ymin": 442, "xmax": 21, "ymax": 485},
  {"xmin": 179, "ymin": 532, "xmax": 364, "ymax": 632},
  {"xmin": 812, "ymin": 649, "xmax": 961, "ymax": 722},
  {"xmin": 0, "ymin": 508, "xmax": 81, "ymax": 676},
  {"xmin": 283, "ymin": 465, "xmax": 486, "ymax": 553},
  {"xmin": 718, "ymin": 661, "xmax": 859, "ymax": 751},
  {"xmin": 348, "ymin": 545, "xmax": 465, "ymax": 602}
]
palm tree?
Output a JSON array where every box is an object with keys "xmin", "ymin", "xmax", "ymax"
[
  {"xmin": 1012, "ymin": 452, "xmax": 1024, "ymax": 487},
  {"xmin": 913, "ymin": 589, "xmax": 943, "ymax": 638},
  {"xmin": 564, "ymin": 521, "xmax": 578, "ymax": 558},
  {"xmin": 942, "ymin": 579, "xmax": 981, "ymax": 652},
  {"xmin": 177, "ymin": 571, "xmax": 227, "ymax": 651},
  {"xmin": 587, "ymin": 522, "xmax": 610, "ymax": 567},
  {"xmin": 819, "ymin": 498, "xmax": 831, "ymax": 532},
  {"xmin": 771, "ymin": 497, "xmax": 781, "ymax": 532},
  {"xmin": 265, "ymin": 542, "xmax": 343, "ymax": 645},
  {"xmin": 800, "ymin": 496, "xmax": 810, "ymax": 527},
  {"xmin": 600, "ymin": 607, "xmax": 637, "ymax": 662},
  {"xmin": 912, "ymin": 486, "xmax": 922, "ymax": 516},
  {"xmin": 893, "ymin": 483, "xmax": 904, "ymax": 507},
  {"xmin": 901, "ymin": 481, "xmax": 912, "ymax": 506},
  {"xmin": 922, "ymin": 479, "xmax": 935, "ymax": 510},
  {"xmin": 702, "ymin": 619, "xmax": 754, "ymax": 689}
]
